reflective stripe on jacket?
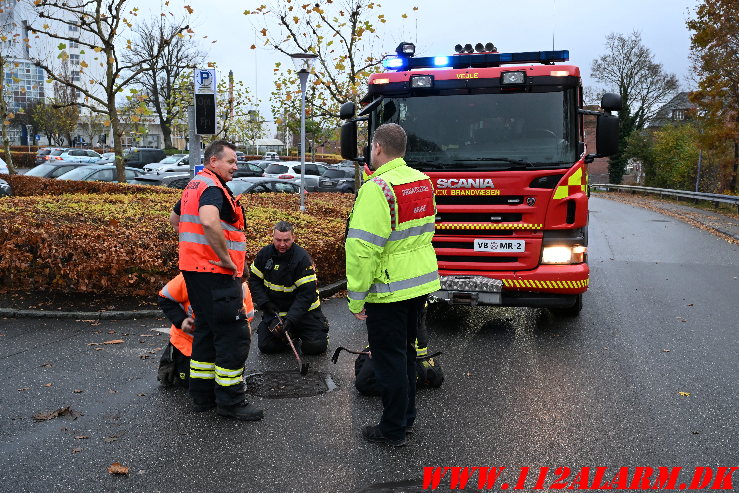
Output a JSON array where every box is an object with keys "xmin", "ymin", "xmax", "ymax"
[
  {"xmin": 158, "ymin": 273, "xmax": 255, "ymax": 357},
  {"xmin": 178, "ymin": 168, "xmax": 247, "ymax": 276},
  {"xmin": 345, "ymin": 157, "xmax": 440, "ymax": 313}
]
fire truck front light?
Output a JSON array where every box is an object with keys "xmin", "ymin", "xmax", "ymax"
[
  {"xmin": 433, "ymin": 56, "xmax": 450, "ymax": 67},
  {"xmin": 464, "ymin": 43, "xmax": 474, "ymax": 53},
  {"xmin": 502, "ymin": 71, "xmax": 526, "ymax": 85},
  {"xmin": 542, "ymin": 245, "xmax": 587, "ymax": 264},
  {"xmin": 410, "ymin": 75, "xmax": 433, "ymax": 88},
  {"xmin": 396, "ymin": 42, "xmax": 416, "ymax": 57},
  {"xmin": 383, "ymin": 56, "xmax": 405, "ymax": 70},
  {"xmin": 454, "ymin": 44, "xmax": 464, "ymax": 53}
]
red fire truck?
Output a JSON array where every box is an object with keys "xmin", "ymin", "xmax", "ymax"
[{"xmin": 340, "ymin": 42, "xmax": 621, "ymax": 316}]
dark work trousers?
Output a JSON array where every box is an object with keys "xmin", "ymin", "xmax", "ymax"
[
  {"xmin": 257, "ymin": 309, "xmax": 329, "ymax": 355},
  {"xmin": 365, "ymin": 295, "xmax": 426, "ymax": 441},
  {"xmin": 182, "ymin": 271, "xmax": 250, "ymax": 407}
]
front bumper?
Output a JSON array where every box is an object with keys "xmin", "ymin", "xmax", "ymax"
[{"xmin": 432, "ymin": 264, "xmax": 588, "ymax": 307}]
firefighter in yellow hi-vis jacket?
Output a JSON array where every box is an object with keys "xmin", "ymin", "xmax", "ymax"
[{"xmin": 345, "ymin": 123, "xmax": 440, "ymax": 447}]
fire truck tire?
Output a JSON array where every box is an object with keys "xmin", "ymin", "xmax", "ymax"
[{"xmin": 550, "ymin": 294, "xmax": 582, "ymax": 317}]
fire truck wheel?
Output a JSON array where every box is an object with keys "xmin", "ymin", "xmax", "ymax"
[{"xmin": 550, "ymin": 294, "xmax": 582, "ymax": 317}]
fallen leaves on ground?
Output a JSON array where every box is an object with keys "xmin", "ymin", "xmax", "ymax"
[
  {"xmin": 107, "ymin": 462, "xmax": 129, "ymax": 475},
  {"xmin": 103, "ymin": 339, "xmax": 124, "ymax": 345},
  {"xmin": 33, "ymin": 406, "xmax": 82, "ymax": 421},
  {"xmin": 678, "ymin": 391, "xmax": 691, "ymax": 397}
]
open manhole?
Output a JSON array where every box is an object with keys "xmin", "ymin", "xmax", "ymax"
[
  {"xmin": 355, "ymin": 480, "xmax": 479, "ymax": 493},
  {"xmin": 245, "ymin": 370, "xmax": 336, "ymax": 398}
]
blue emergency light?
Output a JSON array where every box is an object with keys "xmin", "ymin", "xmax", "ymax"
[{"xmin": 381, "ymin": 50, "xmax": 569, "ymax": 71}]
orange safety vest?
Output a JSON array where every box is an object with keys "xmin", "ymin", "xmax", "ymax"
[
  {"xmin": 159, "ymin": 273, "xmax": 255, "ymax": 357},
  {"xmin": 178, "ymin": 168, "xmax": 247, "ymax": 276}
]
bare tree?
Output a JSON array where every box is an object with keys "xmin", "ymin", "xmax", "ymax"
[
  {"xmin": 26, "ymin": 0, "xmax": 191, "ymax": 181},
  {"xmin": 591, "ymin": 31, "xmax": 679, "ymax": 183},
  {"xmin": 125, "ymin": 17, "xmax": 204, "ymax": 150}
]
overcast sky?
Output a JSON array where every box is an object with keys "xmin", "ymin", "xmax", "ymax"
[{"xmin": 138, "ymin": 0, "xmax": 699, "ymax": 128}]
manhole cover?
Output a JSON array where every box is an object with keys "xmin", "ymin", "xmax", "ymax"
[
  {"xmin": 245, "ymin": 370, "xmax": 334, "ymax": 398},
  {"xmin": 650, "ymin": 219, "xmax": 670, "ymax": 222},
  {"xmin": 355, "ymin": 480, "xmax": 479, "ymax": 493}
]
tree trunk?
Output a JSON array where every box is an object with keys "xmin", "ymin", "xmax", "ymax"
[
  {"xmin": 109, "ymin": 104, "xmax": 126, "ymax": 183},
  {"xmin": 162, "ymin": 122, "xmax": 173, "ymax": 149},
  {"xmin": 731, "ymin": 139, "xmax": 738, "ymax": 193},
  {"xmin": 0, "ymin": 56, "xmax": 17, "ymax": 174}
]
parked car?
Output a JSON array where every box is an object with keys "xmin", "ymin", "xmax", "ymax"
[
  {"xmin": 0, "ymin": 178, "xmax": 11, "ymax": 197},
  {"xmin": 143, "ymin": 154, "xmax": 189, "ymax": 174},
  {"xmin": 263, "ymin": 151, "xmax": 280, "ymax": 161},
  {"xmin": 227, "ymin": 177, "xmax": 301, "ymax": 195},
  {"xmin": 35, "ymin": 147, "xmax": 67, "ymax": 165},
  {"xmin": 263, "ymin": 161, "xmax": 324, "ymax": 191},
  {"xmin": 234, "ymin": 161, "xmax": 265, "ymax": 178},
  {"xmin": 57, "ymin": 164, "xmax": 144, "ymax": 183},
  {"xmin": 57, "ymin": 149, "xmax": 102, "ymax": 163},
  {"xmin": 123, "ymin": 147, "xmax": 167, "ymax": 169},
  {"xmin": 95, "ymin": 152, "xmax": 116, "ymax": 164},
  {"xmin": 24, "ymin": 162, "xmax": 91, "ymax": 178},
  {"xmin": 247, "ymin": 160, "xmax": 275, "ymax": 171},
  {"xmin": 316, "ymin": 166, "xmax": 356, "ymax": 193},
  {"xmin": 0, "ymin": 155, "xmax": 8, "ymax": 174},
  {"xmin": 131, "ymin": 172, "xmax": 191, "ymax": 188},
  {"xmin": 236, "ymin": 151, "xmax": 248, "ymax": 163}
]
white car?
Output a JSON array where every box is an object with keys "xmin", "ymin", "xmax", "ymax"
[
  {"xmin": 262, "ymin": 161, "xmax": 325, "ymax": 191},
  {"xmin": 143, "ymin": 154, "xmax": 189, "ymax": 174},
  {"xmin": 0, "ymin": 156, "xmax": 8, "ymax": 174}
]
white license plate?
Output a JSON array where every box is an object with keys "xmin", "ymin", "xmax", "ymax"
[{"xmin": 473, "ymin": 239, "xmax": 525, "ymax": 253}]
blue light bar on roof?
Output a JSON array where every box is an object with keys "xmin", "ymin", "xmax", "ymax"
[
  {"xmin": 381, "ymin": 50, "xmax": 570, "ymax": 71},
  {"xmin": 382, "ymin": 56, "xmax": 405, "ymax": 69}
]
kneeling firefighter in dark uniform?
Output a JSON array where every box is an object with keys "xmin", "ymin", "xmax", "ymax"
[{"xmin": 248, "ymin": 221, "xmax": 329, "ymax": 355}]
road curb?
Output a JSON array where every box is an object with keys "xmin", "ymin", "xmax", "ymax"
[{"xmin": 0, "ymin": 280, "xmax": 347, "ymax": 320}]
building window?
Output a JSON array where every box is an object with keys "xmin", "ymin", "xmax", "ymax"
[
  {"xmin": 72, "ymin": 70, "xmax": 80, "ymax": 82},
  {"xmin": 69, "ymin": 24, "xmax": 79, "ymax": 32},
  {"xmin": 70, "ymin": 41, "xmax": 79, "ymax": 49},
  {"xmin": 70, "ymin": 54, "xmax": 80, "ymax": 65},
  {"xmin": 672, "ymin": 109, "xmax": 686, "ymax": 121}
]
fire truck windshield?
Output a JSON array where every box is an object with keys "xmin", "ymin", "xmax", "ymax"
[{"xmin": 371, "ymin": 89, "xmax": 578, "ymax": 171}]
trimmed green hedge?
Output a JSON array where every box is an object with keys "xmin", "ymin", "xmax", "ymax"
[{"xmin": 0, "ymin": 175, "xmax": 353, "ymax": 296}]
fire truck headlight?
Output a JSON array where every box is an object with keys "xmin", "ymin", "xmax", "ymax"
[
  {"xmin": 502, "ymin": 71, "xmax": 526, "ymax": 85},
  {"xmin": 542, "ymin": 245, "xmax": 586, "ymax": 264},
  {"xmin": 411, "ymin": 75, "xmax": 433, "ymax": 88}
]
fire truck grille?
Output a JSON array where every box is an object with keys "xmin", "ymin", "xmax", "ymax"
[
  {"xmin": 434, "ymin": 228, "xmax": 516, "ymax": 236},
  {"xmin": 436, "ymin": 255, "xmax": 518, "ymax": 263},
  {"xmin": 435, "ymin": 195, "xmax": 524, "ymax": 205},
  {"xmin": 436, "ymin": 212, "xmax": 523, "ymax": 222}
]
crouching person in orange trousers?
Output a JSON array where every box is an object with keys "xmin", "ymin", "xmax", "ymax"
[{"xmin": 157, "ymin": 273, "xmax": 255, "ymax": 388}]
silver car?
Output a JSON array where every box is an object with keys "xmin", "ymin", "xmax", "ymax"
[{"xmin": 262, "ymin": 161, "xmax": 325, "ymax": 191}]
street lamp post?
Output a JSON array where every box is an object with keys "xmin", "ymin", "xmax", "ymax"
[
  {"xmin": 289, "ymin": 52, "xmax": 318, "ymax": 212},
  {"xmin": 26, "ymin": 125, "xmax": 33, "ymax": 152}
]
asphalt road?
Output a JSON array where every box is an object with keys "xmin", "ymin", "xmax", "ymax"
[{"xmin": 0, "ymin": 196, "xmax": 737, "ymax": 493}]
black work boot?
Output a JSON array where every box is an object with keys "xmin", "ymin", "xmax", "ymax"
[
  {"xmin": 361, "ymin": 424, "xmax": 407, "ymax": 447},
  {"xmin": 192, "ymin": 397, "xmax": 216, "ymax": 412},
  {"xmin": 217, "ymin": 402, "xmax": 264, "ymax": 421}
]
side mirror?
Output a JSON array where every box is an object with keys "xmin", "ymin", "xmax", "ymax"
[
  {"xmin": 596, "ymin": 114, "xmax": 619, "ymax": 157},
  {"xmin": 340, "ymin": 121, "xmax": 358, "ymax": 160},
  {"xmin": 601, "ymin": 93, "xmax": 622, "ymax": 113},
  {"xmin": 339, "ymin": 102, "xmax": 356, "ymax": 120}
]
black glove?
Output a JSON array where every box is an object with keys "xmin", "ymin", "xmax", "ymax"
[{"xmin": 262, "ymin": 302, "xmax": 278, "ymax": 315}]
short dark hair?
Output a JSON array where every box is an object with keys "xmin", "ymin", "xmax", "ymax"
[
  {"xmin": 273, "ymin": 221, "xmax": 294, "ymax": 233},
  {"xmin": 373, "ymin": 123, "xmax": 407, "ymax": 158},
  {"xmin": 204, "ymin": 140, "xmax": 237, "ymax": 164}
]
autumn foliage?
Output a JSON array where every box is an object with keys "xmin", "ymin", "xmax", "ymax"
[{"xmin": 0, "ymin": 174, "xmax": 354, "ymax": 296}]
